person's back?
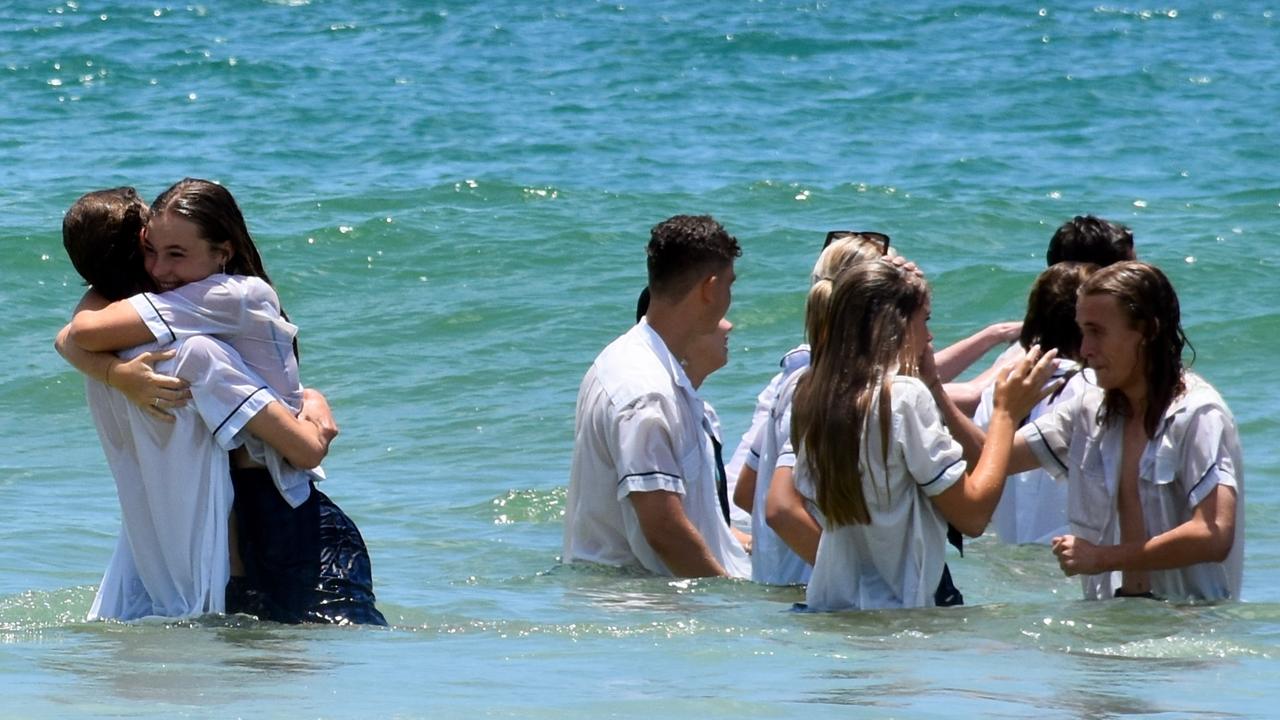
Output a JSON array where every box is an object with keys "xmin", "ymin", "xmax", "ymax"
[
  {"xmin": 86, "ymin": 336, "xmax": 281, "ymax": 619},
  {"xmin": 749, "ymin": 367, "xmax": 812, "ymax": 585}
]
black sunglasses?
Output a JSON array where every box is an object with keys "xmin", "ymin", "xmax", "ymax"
[{"xmin": 823, "ymin": 230, "xmax": 891, "ymax": 251}]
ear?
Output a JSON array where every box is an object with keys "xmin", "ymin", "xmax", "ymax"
[{"xmin": 700, "ymin": 272, "xmax": 722, "ymax": 304}]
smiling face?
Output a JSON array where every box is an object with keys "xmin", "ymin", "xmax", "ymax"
[
  {"xmin": 1077, "ymin": 292, "xmax": 1146, "ymax": 396},
  {"xmin": 143, "ymin": 212, "xmax": 230, "ymax": 291}
]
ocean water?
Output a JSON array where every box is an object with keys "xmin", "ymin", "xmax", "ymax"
[{"xmin": 3, "ymin": 1, "xmax": 1279, "ymax": 716}]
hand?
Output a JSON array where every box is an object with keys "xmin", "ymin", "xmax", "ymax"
[
  {"xmin": 992, "ymin": 344, "xmax": 1059, "ymax": 420},
  {"xmin": 108, "ymin": 350, "xmax": 192, "ymax": 422},
  {"xmin": 883, "ymin": 253, "xmax": 925, "ymax": 279},
  {"xmin": 918, "ymin": 341, "xmax": 941, "ymax": 390},
  {"xmin": 985, "ymin": 321, "xmax": 1023, "ymax": 345},
  {"xmin": 731, "ymin": 527, "xmax": 752, "ymax": 555},
  {"xmin": 300, "ymin": 387, "xmax": 339, "ymax": 444},
  {"xmin": 1051, "ymin": 534, "xmax": 1106, "ymax": 576}
]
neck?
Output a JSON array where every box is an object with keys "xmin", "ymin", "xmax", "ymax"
[
  {"xmin": 645, "ymin": 301, "xmax": 700, "ymax": 370},
  {"xmin": 1121, "ymin": 380, "xmax": 1148, "ymax": 425}
]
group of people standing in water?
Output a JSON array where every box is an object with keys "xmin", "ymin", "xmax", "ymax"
[
  {"xmin": 56, "ymin": 182, "xmax": 1243, "ymax": 624},
  {"xmin": 565, "ymin": 214, "xmax": 1243, "ymax": 609}
]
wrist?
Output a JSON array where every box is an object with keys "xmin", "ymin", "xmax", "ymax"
[{"xmin": 104, "ymin": 358, "xmax": 120, "ymax": 388}]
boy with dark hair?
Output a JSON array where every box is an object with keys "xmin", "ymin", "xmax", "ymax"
[
  {"xmin": 564, "ymin": 215, "xmax": 749, "ymax": 578},
  {"xmin": 1046, "ymin": 215, "xmax": 1135, "ymax": 267}
]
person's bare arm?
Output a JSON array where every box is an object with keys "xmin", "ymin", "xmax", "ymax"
[
  {"xmin": 68, "ymin": 298, "xmax": 155, "ymax": 351},
  {"xmin": 629, "ymin": 490, "xmax": 727, "ymax": 577},
  {"xmin": 764, "ymin": 466, "xmax": 820, "ymax": 565},
  {"xmin": 733, "ymin": 465, "xmax": 757, "ymax": 513},
  {"xmin": 55, "ymin": 291, "xmax": 190, "ymax": 420},
  {"xmin": 243, "ymin": 396, "xmax": 338, "ymax": 470},
  {"xmin": 933, "ymin": 321, "xmax": 1022, "ymax": 382},
  {"xmin": 922, "ymin": 342, "xmax": 1041, "ymax": 474},
  {"xmin": 930, "ymin": 346, "xmax": 1059, "ymax": 537},
  {"xmin": 1052, "ymin": 485, "xmax": 1236, "ymax": 575}
]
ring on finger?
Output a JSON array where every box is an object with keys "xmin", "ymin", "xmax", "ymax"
[{"xmin": 153, "ymin": 398, "xmax": 161, "ymax": 408}]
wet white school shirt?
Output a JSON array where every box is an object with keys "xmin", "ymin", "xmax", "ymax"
[
  {"xmin": 563, "ymin": 319, "xmax": 751, "ymax": 578},
  {"xmin": 724, "ymin": 345, "xmax": 809, "ymax": 533},
  {"xmin": 974, "ymin": 359, "xmax": 1084, "ymax": 545},
  {"xmin": 747, "ymin": 367, "xmax": 813, "ymax": 585},
  {"xmin": 795, "ymin": 376, "xmax": 966, "ymax": 610},
  {"xmin": 1021, "ymin": 372, "xmax": 1244, "ymax": 601},
  {"xmin": 725, "ymin": 344, "xmax": 810, "ymax": 484},
  {"xmin": 88, "ymin": 336, "xmax": 278, "ymax": 620},
  {"xmin": 128, "ymin": 274, "xmax": 321, "ymax": 508}
]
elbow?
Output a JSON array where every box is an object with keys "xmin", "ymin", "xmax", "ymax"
[
  {"xmin": 53, "ymin": 328, "xmax": 70, "ymax": 358},
  {"xmin": 289, "ymin": 440, "xmax": 328, "ymax": 470},
  {"xmin": 67, "ymin": 322, "xmax": 109, "ymax": 352},
  {"xmin": 1206, "ymin": 531, "xmax": 1234, "ymax": 564},
  {"xmin": 949, "ymin": 514, "xmax": 986, "ymax": 539},
  {"xmin": 764, "ymin": 502, "xmax": 791, "ymax": 536}
]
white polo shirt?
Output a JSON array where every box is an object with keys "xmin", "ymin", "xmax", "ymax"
[
  {"xmin": 796, "ymin": 376, "xmax": 966, "ymax": 610},
  {"xmin": 88, "ymin": 335, "xmax": 279, "ymax": 621},
  {"xmin": 1021, "ymin": 371, "xmax": 1244, "ymax": 601},
  {"xmin": 563, "ymin": 319, "xmax": 750, "ymax": 578},
  {"xmin": 128, "ymin": 274, "xmax": 320, "ymax": 508},
  {"xmin": 748, "ymin": 367, "xmax": 813, "ymax": 585},
  {"xmin": 974, "ymin": 359, "xmax": 1083, "ymax": 545}
]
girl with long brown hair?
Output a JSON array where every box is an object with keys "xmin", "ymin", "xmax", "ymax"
[{"xmin": 790, "ymin": 259, "xmax": 1054, "ymax": 610}]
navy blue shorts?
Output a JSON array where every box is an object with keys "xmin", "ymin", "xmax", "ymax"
[{"xmin": 227, "ymin": 467, "xmax": 387, "ymax": 626}]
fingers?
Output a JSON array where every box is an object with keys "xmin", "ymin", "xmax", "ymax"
[
  {"xmin": 142, "ymin": 404, "xmax": 176, "ymax": 423},
  {"xmin": 137, "ymin": 349, "xmax": 177, "ymax": 367},
  {"xmin": 156, "ymin": 387, "xmax": 191, "ymax": 408}
]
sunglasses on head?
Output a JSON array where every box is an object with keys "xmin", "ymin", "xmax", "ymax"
[{"xmin": 823, "ymin": 230, "xmax": 891, "ymax": 251}]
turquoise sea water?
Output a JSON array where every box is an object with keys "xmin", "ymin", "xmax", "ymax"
[{"xmin": 3, "ymin": 1, "xmax": 1279, "ymax": 716}]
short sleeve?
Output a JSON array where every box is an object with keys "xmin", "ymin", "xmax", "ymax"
[
  {"xmin": 744, "ymin": 429, "xmax": 762, "ymax": 471},
  {"xmin": 1019, "ymin": 392, "xmax": 1081, "ymax": 481},
  {"xmin": 1163, "ymin": 405, "xmax": 1241, "ymax": 508},
  {"xmin": 773, "ymin": 371, "xmax": 804, "ymax": 470},
  {"xmin": 893, "ymin": 378, "xmax": 965, "ymax": 497},
  {"xmin": 165, "ymin": 335, "xmax": 281, "ymax": 450},
  {"xmin": 776, "ymin": 438, "xmax": 796, "ymax": 470},
  {"xmin": 128, "ymin": 275, "xmax": 278, "ymax": 344},
  {"xmin": 612, "ymin": 394, "xmax": 686, "ymax": 501}
]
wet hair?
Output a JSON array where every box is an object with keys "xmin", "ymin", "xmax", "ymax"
[
  {"xmin": 804, "ymin": 234, "xmax": 892, "ymax": 359},
  {"xmin": 1046, "ymin": 215, "xmax": 1135, "ymax": 267},
  {"xmin": 792, "ymin": 259, "xmax": 930, "ymax": 527},
  {"xmin": 62, "ymin": 187, "xmax": 153, "ymax": 301},
  {"xmin": 150, "ymin": 178, "xmax": 298, "ymax": 358},
  {"xmin": 1079, "ymin": 261, "xmax": 1192, "ymax": 436},
  {"xmin": 646, "ymin": 215, "xmax": 740, "ymax": 300},
  {"xmin": 149, "ymin": 178, "xmax": 274, "ymax": 285},
  {"xmin": 1019, "ymin": 262, "xmax": 1097, "ymax": 359},
  {"xmin": 810, "ymin": 233, "xmax": 892, "ymax": 287}
]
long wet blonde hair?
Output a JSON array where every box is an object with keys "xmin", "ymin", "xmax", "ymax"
[{"xmin": 792, "ymin": 259, "xmax": 930, "ymax": 527}]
